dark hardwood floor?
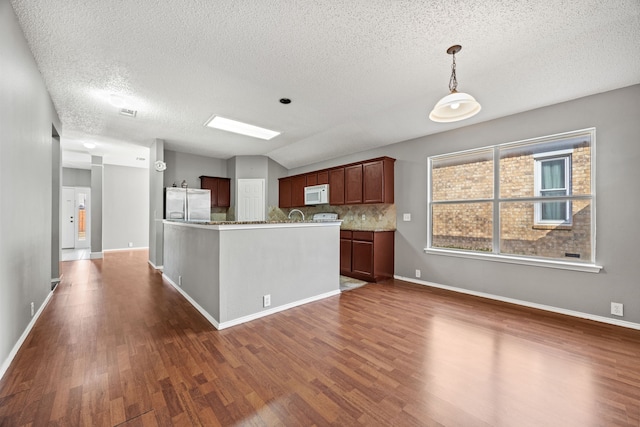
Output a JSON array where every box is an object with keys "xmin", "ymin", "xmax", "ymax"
[{"xmin": 1, "ymin": 250, "xmax": 640, "ymax": 426}]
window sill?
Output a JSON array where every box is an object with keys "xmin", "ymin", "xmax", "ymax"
[
  {"xmin": 532, "ymin": 224, "xmax": 572, "ymax": 231},
  {"xmin": 423, "ymin": 247, "xmax": 602, "ymax": 273}
]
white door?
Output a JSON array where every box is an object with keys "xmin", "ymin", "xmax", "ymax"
[
  {"xmin": 237, "ymin": 179, "xmax": 265, "ymax": 221},
  {"xmin": 74, "ymin": 188, "xmax": 91, "ymax": 249},
  {"xmin": 61, "ymin": 187, "xmax": 75, "ymax": 249}
]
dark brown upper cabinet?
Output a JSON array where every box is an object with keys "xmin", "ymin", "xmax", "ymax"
[
  {"xmin": 277, "ymin": 156, "xmax": 395, "ymax": 208},
  {"xmin": 317, "ymin": 170, "xmax": 329, "ymax": 185},
  {"xmin": 199, "ymin": 176, "xmax": 231, "ymax": 208},
  {"xmin": 291, "ymin": 175, "xmax": 306, "ymax": 207},
  {"xmin": 279, "ymin": 177, "xmax": 292, "ymax": 208},
  {"xmin": 344, "ymin": 164, "xmax": 363, "ymax": 204},
  {"xmin": 329, "ymin": 167, "xmax": 345, "ymax": 205},
  {"xmin": 363, "ymin": 158, "xmax": 394, "ymax": 204}
]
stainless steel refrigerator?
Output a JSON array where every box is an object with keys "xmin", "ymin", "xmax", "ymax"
[{"xmin": 165, "ymin": 188, "xmax": 211, "ymax": 221}]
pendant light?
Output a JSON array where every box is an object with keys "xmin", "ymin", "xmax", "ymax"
[{"xmin": 429, "ymin": 45, "xmax": 481, "ymax": 123}]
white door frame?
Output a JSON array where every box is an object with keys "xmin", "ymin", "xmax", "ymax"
[
  {"xmin": 74, "ymin": 187, "xmax": 91, "ymax": 249},
  {"xmin": 61, "ymin": 187, "xmax": 75, "ymax": 249}
]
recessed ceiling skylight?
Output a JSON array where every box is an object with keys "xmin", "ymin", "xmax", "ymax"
[{"xmin": 204, "ymin": 115, "xmax": 280, "ymax": 140}]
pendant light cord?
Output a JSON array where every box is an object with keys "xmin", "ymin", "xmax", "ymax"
[{"xmin": 448, "ymin": 52, "xmax": 458, "ymax": 93}]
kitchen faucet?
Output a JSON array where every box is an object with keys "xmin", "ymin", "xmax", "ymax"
[{"xmin": 288, "ymin": 209, "xmax": 305, "ymax": 221}]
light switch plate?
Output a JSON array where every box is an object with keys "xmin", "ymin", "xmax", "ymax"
[{"xmin": 403, "ymin": 213, "xmax": 411, "ymax": 221}]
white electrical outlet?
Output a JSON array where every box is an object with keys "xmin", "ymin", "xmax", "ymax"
[
  {"xmin": 415, "ymin": 269, "xmax": 421, "ymax": 278},
  {"xmin": 611, "ymin": 302, "xmax": 624, "ymax": 316},
  {"xmin": 263, "ymin": 294, "xmax": 271, "ymax": 307},
  {"xmin": 403, "ymin": 213, "xmax": 411, "ymax": 222},
  {"xmin": 178, "ymin": 275, "xmax": 182, "ymax": 286},
  {"xmin": 128, "ymin": 242, "xmax": 133, "ymax": 248},
  {"xmin": 361, "ymin": 214, "xmax": 366, "ymax": 221},
  {"xmin": 30, "ymin": 302, "xmax": 34, "ymax": 317}
]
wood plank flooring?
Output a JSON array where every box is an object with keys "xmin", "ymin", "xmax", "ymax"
[{"xmin": 1, "ymin": 250, "xmax": 640, "ymax": 426}]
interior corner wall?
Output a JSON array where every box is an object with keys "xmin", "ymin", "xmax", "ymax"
[
  {"xmin": 149, "ymin": 139, "xmax": 164, "ymax": 268},
  {"xmin": 291, "ymin": 85, "xmax": 640, "ymax": 325},
  {"xmin": 0, "ymin": 0, "xmax": 62, "ymax": 377},
  {"xmin": 103, "ymin": 165, "xmax": 149, "ymax": 250},
  {"xmin": 267, "ymin": 158, "xmax": 288, "ymax": 208},
  {"xmin": 90, "ymin": 156, "xmax": 103, "ymax": 258},
  {"xmin": 51, "ymin": 133, "xmax": 61, "ymax": 281}
]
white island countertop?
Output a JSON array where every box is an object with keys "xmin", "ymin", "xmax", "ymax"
[{"xmin": 163, "ymin": 219, "xmax": 342, "ymax": 230}]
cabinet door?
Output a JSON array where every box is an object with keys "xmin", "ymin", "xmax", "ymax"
[
  {"xmin": 363, "ymin": 158, "xmax": 394, "ymax": 204},
  {"xmin": 317, "ymin": 170, "xmax": 329, "ymax": 185},
  {"xmin": 305, "ymin": 173, "xmax": 318, "ymax": 186},
  {"xmin": 345, "ymin": 164, "xmax": 363, "ymax": 204},
  {"xmin": 200, "ymin": 176, "xmax": 218, "ymax": 207},
  {"xmin": 340, "ymin": 238, "xmax": 352, "ymax": 274},
  {"xmin": 279, "ymin": 178, "xmax": 292, "ymax": 208},
  {"xmin": 352, "ymin": 240, "xmax": 374, "ymax": 277},
  {"xmin": 329, "ymin": 168, "xmax": 345, "ymax": 205},
  {"xmin": 291, "ymin": 175, "xmax": 306, "ymax": 207},
  {"xmin": 363, "ymin": 160, "xmax": 384, "ymax": 203},
  {"xmin": 217, "ymin": 178, "xmax": 231, "ymax": 207}
]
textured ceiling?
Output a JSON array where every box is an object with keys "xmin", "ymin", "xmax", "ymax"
[{"xmin": 10, "ymin": 0, "xmax": 640, "ymax": 170}]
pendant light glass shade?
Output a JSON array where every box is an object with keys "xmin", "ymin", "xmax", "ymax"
[
  {"xmin": 429, "ymin": 90, "xmax": 481, "ymax": 122},
  {"xmin": 429, "ymin": 45, "xmax": 481, "ymax": 123}
]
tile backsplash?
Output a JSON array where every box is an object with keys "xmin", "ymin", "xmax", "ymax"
[{"xmin": 269, "ymin": 204, "xmax": 396, "ymax": 231}]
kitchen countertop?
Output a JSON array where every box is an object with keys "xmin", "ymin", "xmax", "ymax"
[
  {"xmin": 163, "ymin": 219, "xmax": 342, "ymax": 230},
  {"xmin": 163, "ymin": 220, "xmax": 394, "ymax": 232}
]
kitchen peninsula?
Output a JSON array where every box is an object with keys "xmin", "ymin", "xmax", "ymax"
[{"xmin": 163, "ymin": 219, "xmax": 341, "ymax": 329}]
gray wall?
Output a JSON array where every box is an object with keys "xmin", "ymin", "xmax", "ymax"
[
  {"xmin": 90, "ymin": 156, "xmax": 103, "ymax": 257},
  {"xmin": 148, "ymin": 139, "xmax": 164, "ymax": 268},
  {"xmin": 290, "ymin": 85, "xmax": 640, "ymax": 325},
  {"xmin": 51, "ymin": 133, "xmax": 61, "ymax": 281},
  {"xmin": 0, "ymin": 0, "xmax": 61, "ymax": 375},
  {"xmin": 164, "ymin": 149, "xmax": 227, "ymax": 189},
  {"xmin": 62, "ymin": 167, "xmax": 91, "ymax": 187},
  {"xmin": 103, "ymin": 165, "xmax": 150, "ymax": 250},
  {"xmin": 267, "ymin": 158, "xmax": 287, "ymax": 208}
]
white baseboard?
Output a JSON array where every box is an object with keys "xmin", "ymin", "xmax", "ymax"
[
  {"xmin": 0, "ymin": 290, "xmax": 55, "ymax": 381},
  {"xmin": 104, "ymin": 247, "xmax": 148, "ymax": 253},
  {"xmin": 148, "ymin": 260, "xmax": 163, "ymax": 270},
  {"xmin": 163, "ymin": 273, "xmax": 340, "ymax": 330},
  {"xmin": 164, "ymin": 275, "xmax": 221, "ymax": 329},
  {"xmin": 217, "ymin": 290, "xmax": 341, "ymax": 330},
  {"xmin": 394, "ymin": 275, "xmax": 640, "ymax": 331}
]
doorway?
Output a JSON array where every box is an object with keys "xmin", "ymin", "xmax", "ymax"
[
  {"xmin": 237, "ymin": 179, "xmax": 265, "ymax": 221},
  {"xmin": 62, "ymin": 186, "xmax": 91, "ymax": 253}
]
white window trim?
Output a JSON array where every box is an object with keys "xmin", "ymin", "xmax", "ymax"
[
  {"xmin": 533, "ymin": 149, "xmax": 572, "ymax": 225},
  {"xmin": 427, "ymin": 128, "xmax": 598, "ymax": 271},
  {"xmin": 423, "ymin": 247, "xmax": 602, "ymax": 273}
]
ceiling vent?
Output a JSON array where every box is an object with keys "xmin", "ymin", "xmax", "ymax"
[{"xmin": 120, "ymin": 108, "xmax": 137, "ymax": 117}]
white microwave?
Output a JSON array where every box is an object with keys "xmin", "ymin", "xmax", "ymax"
[{"xmin": 304, "ymin": 184, "xmax": 329, "ymax": 205}]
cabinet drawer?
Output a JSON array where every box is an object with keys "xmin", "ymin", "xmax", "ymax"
[
  {"xmin": 352, "ymin": 231, "xmax": 373, "ymax": 241},
  {"xmin": 340, "ymin": 230, "xmax": 352, "ymax": 239}
]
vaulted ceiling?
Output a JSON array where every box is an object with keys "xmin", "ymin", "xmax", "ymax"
[{"xmin": 10, "ymin": 0, "xmax": 640, "ymax": 170}]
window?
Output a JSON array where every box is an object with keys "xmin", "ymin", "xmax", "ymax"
[
  {"xmin": 534, "ymin": 151, "xmax": 572, "ymax": 226},
  {"xmin": 427, "ymin": 128, "xmax": 598, "ymax": 271}
]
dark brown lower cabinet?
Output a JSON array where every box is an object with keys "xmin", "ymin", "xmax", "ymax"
[{"xmin": 340, "ymin": 230, "xmax": 394, "ymax": 282}]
